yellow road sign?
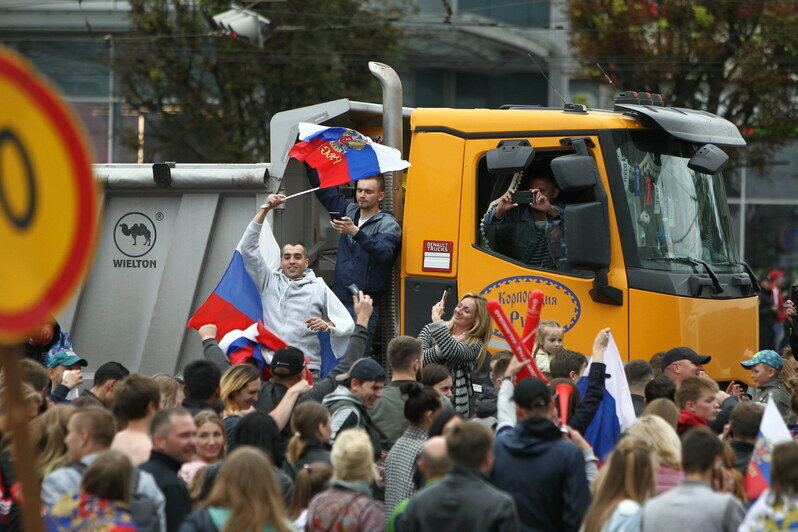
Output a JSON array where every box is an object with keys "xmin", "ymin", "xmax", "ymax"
[{"xmin": 0, "ymin": 47, "xmax": 99, "ymax": 343}]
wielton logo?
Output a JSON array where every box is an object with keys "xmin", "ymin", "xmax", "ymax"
[{"xmin": 113, "ymin": 212, "xmax": 157, "ymax": 262}]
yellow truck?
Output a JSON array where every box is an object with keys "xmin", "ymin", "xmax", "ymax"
[{"xmin": 270, "ymin": 63, "xmax": 758, "ymax": 383}]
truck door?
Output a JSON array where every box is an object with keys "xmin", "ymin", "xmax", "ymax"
[{"xmin": 457, "ymin": 136, "xmax": 630, "ymax": 359}]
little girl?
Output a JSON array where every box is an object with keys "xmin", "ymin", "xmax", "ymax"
[{"xmin": 533, "ymin": 320, "xmax": 564, "ymax": 378}]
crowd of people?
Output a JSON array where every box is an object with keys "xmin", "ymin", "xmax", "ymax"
[{"xmin": 4, "ymin": 179, "xmax": 798, "ymax": 532}]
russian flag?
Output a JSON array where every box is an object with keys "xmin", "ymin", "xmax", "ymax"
[
  {"xmin": 188, "ymin": 251, "xmax": 286, "ymax": 370},
  {"xmin": 577, "ymin": 334, "xmax": 636, "ymax": 460},
  {"xmin": 744, "ymin": 397, "xmax": 792, "ymax": 501},
  {"xmin": 288, "ymin": 123, "xmax": 410, "ymax": 188}
]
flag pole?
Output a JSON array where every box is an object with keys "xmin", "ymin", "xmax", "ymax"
[{"xmin": 260, "ymin": 187, "xmax": 319, "ymax": 208}]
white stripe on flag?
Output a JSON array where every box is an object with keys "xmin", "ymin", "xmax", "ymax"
[
  {"xmin": 219, "ymin": 323, "xmax": 259, "ymax": 353},
  {"xmin": 297, "ymin": 122, "xmax": 329, "ymax": 141},
  {"xmin": 372, "ymin": 142, "xmax": 411, "ymax": 173},
  {"xmin": 592, "ymin": 334, "xmax": 637, "ymax": 432}
]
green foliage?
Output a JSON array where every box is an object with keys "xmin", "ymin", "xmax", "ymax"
[
  {"xmin": 113, "ymin": 0, "xmax": 403, "ymax": 162},
  {"xmin": 567, "ymin": 0, "xmax": 798, "ymax": 165}
]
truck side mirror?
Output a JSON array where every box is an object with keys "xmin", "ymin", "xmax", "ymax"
[
  {"xmin": 551, "ymin": 153, "xmax": 599, "ymax": 192},
  {"xmin": 688, "ymin": 144, "xmax": 729, "ymax": 174},
  {"xmin": 486, "ymin": 139, "xmax": 535, "ymax": 174},
  {"xmin": 565, "ymin": 202, "xmax": 610, "ymax": 270}
]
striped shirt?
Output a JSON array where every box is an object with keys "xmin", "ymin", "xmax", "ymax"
[{"xmin": 419, "ymin": 321, "xmax": 484, "ymax": 416}]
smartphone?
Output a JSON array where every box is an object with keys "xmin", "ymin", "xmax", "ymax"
[
  {"xmin": 791, "ymin": 284, "xmax": 798, "ymax": 305},
  {"xmin": 511, "ymin": 190, "xmax": 537, "ymax": 204},
  {"xmin": 441, "ymin": 288, "xmax": 449, "ymax": 304},
  {"xmin": 329, "ymin": 211, "xmax": 345, "ymax": 221},
  {"xmin": 348, "ymin": 283, "xmax": 360, "ymax": 297}
]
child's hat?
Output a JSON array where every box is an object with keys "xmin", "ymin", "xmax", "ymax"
[{"xmin": 740, "ymin": 350, "xmax": 783, "ymax": 371}]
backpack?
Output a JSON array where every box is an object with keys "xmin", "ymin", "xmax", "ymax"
[{"xmin": 71, "ymin": 462, "xmax": 161, "ymax": 532}]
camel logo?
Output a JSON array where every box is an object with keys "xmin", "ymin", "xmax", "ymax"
[{"xmin": 113, "ymin": 212, "xmax": 157, "ymax": 258}]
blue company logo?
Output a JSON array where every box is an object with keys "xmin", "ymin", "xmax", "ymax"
[{"xmin": 480, "ymin": 276, "xmax": 581, "ymax": 340}]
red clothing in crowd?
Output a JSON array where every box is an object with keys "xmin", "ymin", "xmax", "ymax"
[{"xmin": 677, "ymin": 410, "xmax": 709, "ymax": 435}]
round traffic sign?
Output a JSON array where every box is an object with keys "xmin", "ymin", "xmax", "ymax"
[{"xmin": 0, "ymin": 47, "xmax": 99, "ymax": 343}]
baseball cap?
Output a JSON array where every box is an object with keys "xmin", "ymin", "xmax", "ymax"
[
  {"xmin": 768, "ymin": 269, "xmax": 785, "ymax": 280},
  {"xmin": 660, "ymin": 347, "xmax": 711, "ymax": 371},
  {"xmin": 741, "ymin": 350, "xmax": 783, "ymax": 371},
  {"xmin": 271, "ymin": 346, "xmax": 306, "ymax": 377},
  {"xmin": 46, "ymin": 348, "xmax": 88, "ymax": 369},
  {"xmin": 336, "ymin": 358, "xmax": 385, "ymax": 382},
  {"xmin": 513, "ymin": 377, "xmax": 550, "ymax": 409}
]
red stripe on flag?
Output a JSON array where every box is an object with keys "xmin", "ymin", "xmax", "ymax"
[
  {"xmin": 187, "ymin": 292, "xmax": 253, "ymax": 338},
  {"xmin": 230, "ymin": 345, "xmax": 255, "ymax": 366},
  {"xmin": 288, "ymin": 138, "xmax": 351, "ymax": 188},
  {"xmin": 255, "ymin": 322, "xmax": 287, "ymax": 351},
  {"xmin": 744, "ymin": 461, "xmax": 769, "ymax": 501}
]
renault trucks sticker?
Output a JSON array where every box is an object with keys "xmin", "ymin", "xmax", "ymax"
[{"xmin": 480, "ymin": 276, "xmax": 581, "ymax": 343}]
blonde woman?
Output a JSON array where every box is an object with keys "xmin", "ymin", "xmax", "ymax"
[
  {"xmin": 419, "ymin": 292, "xmax": 491, "ymax": 416},
  {"xmin": 31, "ymin": 404, "xmax": 75, "ymax": 479},
  {"xmin": 582, "ymin": 436, "xmax": 656, "ymax": 532},
  {"xmin": 627, "ymin": 415, "xmax": 683, "ymax": 495},
  {"xmin": 180, "ymin": 411, "xmax": 227, "ymax": 487},
  {"xmin": 306, "ymin": 428, "xmax": 385, "ymax": 531},
  {"xmin": 152, "ymin": 374, "xmax": 184, "ymax": 408},
  {"xmin": 642, "ymin": 398, "xmax": 680, "ymax": 429},
  {"xmin": 179, "ymin": 446, "xmax": 293, "ymax": 532},
  {"xmin": 219, "ymin": 364, "xmax": 261, "ymax": 436}
]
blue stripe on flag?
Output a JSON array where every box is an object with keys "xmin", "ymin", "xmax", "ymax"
[
  {"xmin": 344, "ymin": 145, "xmax": 381, "ymax": 181},
  {"xmin": 214, "ymin": 251, "xmax": 262, "ymax": 322},
  {"xmin": 318, "ymin": 331, "xmax": 339, "ymax": 379}
]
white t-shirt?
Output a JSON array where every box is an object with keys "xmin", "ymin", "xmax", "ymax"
[{"xmin": 358, "ymin": 215, "xmax": 372, "ymax": 227}]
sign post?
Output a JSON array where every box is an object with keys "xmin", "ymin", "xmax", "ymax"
[{"xmin": 0, "ymin": 46, "xmax": 100, "ymax": 531}]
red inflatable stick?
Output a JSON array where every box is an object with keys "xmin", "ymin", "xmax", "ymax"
[
  {"xmin": 555, "ymin": 382, "xmax": 573, "ymax": 427},
  {"xmin": 486, "ymin": 299, "xmax": 548, "ymax": 383},
  {"xmin": 521, "ymin": 290, "xmax": 545, "ymax": 352}
]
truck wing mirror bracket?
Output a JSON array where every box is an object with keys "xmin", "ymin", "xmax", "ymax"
[{"xmin": 486, "ymin": 139, "xmax": 535, "ymax": 175}]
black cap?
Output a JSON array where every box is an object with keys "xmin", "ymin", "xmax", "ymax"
[
  {"xmin": 660, "ymin": 347, "xmax": 711, "ymax": 371},
  {"xmin": 271, "ymin": 346, "xmax": 306, "ymax": 377},
  {"xmin": 513, "ymin": 377, "xmax": 550, "ymax": 409},
  {"xmin": 337, "ymin": 358, "xmax": 385, "ymax": 382}
]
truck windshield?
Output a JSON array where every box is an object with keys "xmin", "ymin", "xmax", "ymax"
[{"xmin": 610, "ymin": 130, "xmax": 739, "ymax": 273}]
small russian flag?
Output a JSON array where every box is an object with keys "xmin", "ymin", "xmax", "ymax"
[
  {"xmin": 577, "ymin": 334, "xmax": 636, "ymax": 460},
  {"xmin": 288, "ymin": 123, "xmax": 410, "ymax": 188},
  {"xmin": 188, "ymin": 251, "xmax": 286, "ymax": 369},
  {"xmin": 744, "ymin": 397, "xmax": 792, "ymax": 501}
]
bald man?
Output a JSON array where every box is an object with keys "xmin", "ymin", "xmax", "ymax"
[{"xmin": 388, "ymin": 436, "xmax": 452, "ymax": 532}]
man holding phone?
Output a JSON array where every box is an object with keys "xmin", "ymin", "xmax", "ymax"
[
  {"xmin": 484, "ymin": 170, "xmax": 565, "ymax": 269},
  {"xmin": 306, "ymin": 165, "xmax": 401, "ymax": 354}
]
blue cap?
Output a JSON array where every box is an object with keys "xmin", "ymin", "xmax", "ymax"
[
  {"xmin": 740, "ymin": 350, "xmax": 783, "ymax": 371},
  {"xmin": 46, "ymin": 348, "xmax": 88, "ymax": 369}
]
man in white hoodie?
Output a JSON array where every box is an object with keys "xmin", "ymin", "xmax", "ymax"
[{"xmin": 239, "ymin": 193, "xmax": 354, "ymax": 376}]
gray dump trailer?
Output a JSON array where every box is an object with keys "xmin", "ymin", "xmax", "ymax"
[{"xmin": 62, "ymin": 64, "xmax": 410, "ymax": 378}]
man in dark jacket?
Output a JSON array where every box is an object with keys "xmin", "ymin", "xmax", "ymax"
[
  {"xmin": 199, "ymin": 292, "xmax": 373, "ymax": 444},
  {"xmin": 404, "ymin": 421, "xmax": 519, "ymax": 532},
  {"xmin": 306, "ymin": 165, "xmax": 401, "ymax": 352},
  {"xmin": 180, "ymin": 360, "xmax": 221, "ymax": 416},
  {"xmin": 491, "ymin": 377, "xmax": 590, "ymax": 532},
  {"xmin": 79, "ymin": 361, "xmax": 129, "ymax": 408},
  {"xmin": 139, "ymin": 407, "xmax": 196, "ymax": 532}
]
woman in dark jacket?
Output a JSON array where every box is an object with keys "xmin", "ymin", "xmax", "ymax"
[{"xmin": 286, "ymin": 401, "xmax": 332, "ymax": 476}]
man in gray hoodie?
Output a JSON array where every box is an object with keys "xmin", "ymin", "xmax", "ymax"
[{"xmin": 238, "ymin": 193, "xmax": 354, "ymax": 374}]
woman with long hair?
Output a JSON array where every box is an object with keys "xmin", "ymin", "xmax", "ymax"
[
  {"xmin": 31, "ymin": 404, "xmax": 75, "ymax": 479},
  {"xmin": 418, "ymin": 292, "xmax": 491, "ymax": 416},
  {"xmin": 286, "ymin": 401, "xmax": 332, "ymax": 475},
  {"xmin": 306, "ymin": 429, "xmax": 385, "ymax": 531},
  {"xmin": 179, "ymin": 446, "xmax": 293, "ymax": 532},
  {"xmin": 46, "ymin": 450, "xmax": 137, "ymax": 531},
  {"xmin": 740, "ymin": 440, "xmax": 798, "ymax": 530},
  {"xmin": 180, "ymin": 411, "xmax": 227, "ymax": 487},
  {"xmin": 152, "ymin": 374, "xmax": 184, "ymax": 408},
  {"xmin": 642, "ymin": 398, "xmax": 680, "ymax": 430},
  {"xmin": 219, "ymin": 364, "xmax": 261, "ymax": 436},
  {"xmin": 627, "ymin": 415, "xmax": 683, "ymax": 495},
  {"xmin": 199, "ymin": 411, "xmax": 293, "ymax": 504},
  {"xmin": 289, "ymin": 462, "xmax": 333, "ymax": 529},
  {"xmin": 384, "ymin": 383, "xmax": 441, "ymax": 516},
  {"xmin": 581, "ymin": 435, "xmax": 656, "ymax": 532}
]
